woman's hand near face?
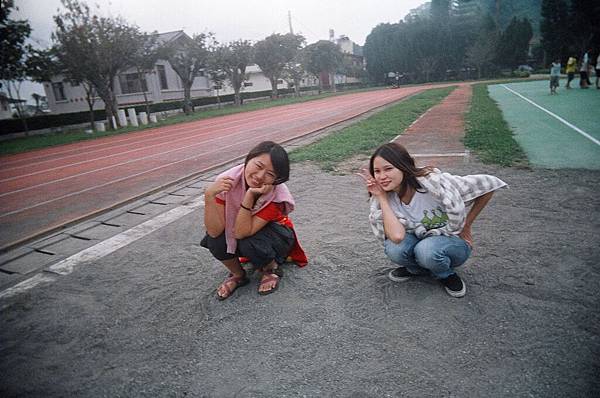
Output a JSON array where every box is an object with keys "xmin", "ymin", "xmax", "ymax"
[
  {"xmin": 356, "ymin": 169, "xmax": 385, "ymax": 198},
  {"xmin": 205, "ymin": 177, "xmax": 234, "ymax": 198},
  {"xmin": 248, "ymin": 183, "xmax": 274, "ymax": 197}
]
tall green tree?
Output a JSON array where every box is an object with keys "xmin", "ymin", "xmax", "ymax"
[
  {"xmin": 163, "ymin": 33, "xmax": 213, "ymax": 115},
  {"xmin": 282, "ymin": 61, "xmax": 305, "ymax": 97},
  {"xmin": 208, "ymin": 40, "xmax": 253, "ymax": 106},
  {"xmin": 131, "ymin": 32, "xmax": 161, "ymax": 117},
  {"xmin": 28, "ymin": 46, "xmax": 102, "ymax": 131},
  {"xmin": 540, "ymin": 0, "xmax": 571, "ymax": 64},
  {"xmin": 431, "ymin": 0, "xmax": 450, "ymax": 21},
  {"xmin": 364, "ymin": 23, "xmax": 401, "ymax": 83},
  {"xmin": 0, "ymin": 0, "xmax": 32, "ymax": 130},
  {"xmin": 466, "ymin": 14, "xmax": 500, "ymax": 78},
  {"xmin": 53, "ymin": 0, "xmax": 145, "ymax": 128},
  {"xmin": 496, "ymin": 17, "xmax": 533, "ymax": 68},
  {"xmin": 303, "ymin": 40, "xmax": 343, "ymax": 93},
  {"xmin": 254, "ymin": 33, "xmax": 304, "ymax": 99},
  {"xmin": 569, "ymin": 0, "xmax": 600, "ymax": 54}
]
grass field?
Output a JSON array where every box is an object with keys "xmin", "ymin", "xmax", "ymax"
[
  {"xmin": 463, "ymin": 83, "xmax": 527, "ymax": 167},
  {"xmin": 289, "ymin": 86, "xmax": 456, "ymax": 170},
  {"xmin": 290, "ymin": 83, "xmax": 531, "ymax": 169}
]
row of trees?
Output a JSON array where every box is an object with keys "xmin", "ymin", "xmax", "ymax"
[
  {"xmin": 2, "ymin": 0, "xmax": 346, "ymax": 131},
  {"xmin": 540, "ymin": 0, "xmax": 600, "ymax": 64},
  {"xmin": 364, "ymin": 2, "xmax": 534, "ymax": 83}
]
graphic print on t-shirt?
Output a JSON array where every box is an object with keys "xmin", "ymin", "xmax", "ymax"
[
  {"xmin": 396, "ymin": 191, "xmax": 449, "ymax": 231},
  {"xmin": 421, "ymin": 207, "xmax": 448, "ymax": 230}
]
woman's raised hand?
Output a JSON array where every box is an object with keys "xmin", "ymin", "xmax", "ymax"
[
  {"xmin": 248, "ymin": 183, "xmax": 274, "ymax": 196},
  {"xmin": 205, "ymin": 176, "xmax": 234, "ymax": 198},
  {"xmin": 356, "ymin": 168, "xmax": 385, "ymax": 197}
]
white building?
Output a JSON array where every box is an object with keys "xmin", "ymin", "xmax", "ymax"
[
  {"xmin": 335, "ymin": 35, "xmax": 365, "ymax": 84},
  {"xmin": 0, "ymin": 92, "xmax": 26, "ymax": 120}
]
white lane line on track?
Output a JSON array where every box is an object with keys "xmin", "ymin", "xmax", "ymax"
[
  {"xmin": 501, "ymin": 84, "xmax": 600, "ymax": 146},
  {"xmin": 0, "ymin": 90, "xmax": 418, "ymax": 197},
  {"xmin": 0, "ymin": 131, "xmax": 268, "ymax": 217},
  {"xmin": 0, "ymin": 99, "xmax": 322, "ymax": 172},
  {"xmin": 1, "ymin": 89, "xmax": 414, "ymax": 170},
  {"xmin": 1, "ymin": 92, "xmax": 410, "ymax": 217},
  {"xmin": 0, "ymin": 196, "xmax": 204, "ymax": 306},
  {"xmin": 1, "ymin": 90, "xmax": 410, "ymax": 184}
]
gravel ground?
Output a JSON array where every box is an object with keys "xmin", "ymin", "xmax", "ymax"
[{"xmin": 1, "ymin": 158, "xmax": 599, "ymax": 397}]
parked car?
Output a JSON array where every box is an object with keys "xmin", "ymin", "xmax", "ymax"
[{"xmin": 517, "ymin": 65, "xmax": 533, "ymax": 72}]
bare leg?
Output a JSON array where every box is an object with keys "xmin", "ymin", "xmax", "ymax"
[{"xmin": 222, "ymin": 257, "xmax": 244, "ymax": 277}]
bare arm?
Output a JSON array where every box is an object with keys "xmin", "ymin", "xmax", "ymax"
[
  {"xmin": 459, "ymin": 191, "xmax": 494, "ymax": 246},
  {"xmin": 233, "ymin": 185, "xmax": 273, "ymax": 239},
  {"xmin": 379, "ymin": 194, "xmax": 406, "ymax": 243},
  {"xmin": 203, "ymin": 177, "xmax": 232, "ymax": 237}
]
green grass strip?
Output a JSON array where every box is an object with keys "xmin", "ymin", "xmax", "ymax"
[
  {"xmin": 463, "ymin": 83, "xmax": 527, "ymax": 166},
  {"xmin": 0, "ymin": 87, "xmax": 380, "ymax": 156},
  {"xmin": 290, "ymin": 86, "xmax": 455, "ymax": 170}
]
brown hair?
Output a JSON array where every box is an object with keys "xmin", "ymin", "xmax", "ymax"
[{"xmin": 369, "ymin": 142, "xmax": 432, "ymax": 197}]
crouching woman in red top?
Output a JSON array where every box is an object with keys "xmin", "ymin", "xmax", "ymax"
[{"xmin": 201, "ymin": 141, "xmax": 307, "ymax": 300}]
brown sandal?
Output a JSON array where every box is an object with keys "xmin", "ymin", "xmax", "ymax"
[
  {"xmin": 258, "ymin": 270, "xmax": 280, "ymax": 296},
  {"xmin": 216, "ymin": 273, "xmax": 249, "ymax": 301}
]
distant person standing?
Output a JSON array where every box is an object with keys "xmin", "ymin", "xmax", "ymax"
[
  {"xmin": 583, "ymin": 49, "xmax": 592, "ymax": 86},
  {"xmin": 596, "ymin": 53, "xmax": 600, "ymax": 89},
  {"xmin": 579, "ymin": 49, "xmax": 592, "ymax": 88},
  {"xmin": 550, "ymin": 59, "xmax": 561, "ymax": 94},
  {"xmin": 565, "ymin": 56, "xmax": 577, "ymax": 88},
  {"xmin": 580, "ymin": 58, "xmax": 590, "ymax": 89}
]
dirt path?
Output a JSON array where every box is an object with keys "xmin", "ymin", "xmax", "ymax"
[{"xmin": 395, "ymin": 83, "xmax": 472, "ymax": 168}]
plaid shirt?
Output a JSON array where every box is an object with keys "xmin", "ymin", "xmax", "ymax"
[{"xmin": 369, "ymin": 169, "xmax": 507, "ymax": 240}]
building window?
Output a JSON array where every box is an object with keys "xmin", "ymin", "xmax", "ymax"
[
  {"xmin": 243, "ymin": 82, "xmax": 253, "ymax": 87},
  {"xmin": 156, "ymin": 65, "xmax": 168, "ymax": 90},
  {"xmin": 198, "ymin": 70, "xmax": 205, "ymax": 77},
  {"xmin": 119, "ymin": 72, "xmax": 148, "ymax": 94},
  {"xmin": 52, "ymin": 82, "xmax": 66, "ymax": 101},
  {"xmin": 277, "ymin": 79, "xmax": 284, "ymax": 84}
]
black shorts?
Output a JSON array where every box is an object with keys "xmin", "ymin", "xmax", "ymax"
[{"xmin": 200, "ymin": 222, "xmax": 295, "ymax": 268}]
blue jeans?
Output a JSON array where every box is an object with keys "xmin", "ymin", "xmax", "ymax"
[{"xmin": 384, "ymin": 233, "xmax": 472, "ymax": 279}]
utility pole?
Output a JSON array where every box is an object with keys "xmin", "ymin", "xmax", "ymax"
[{"xmin": 288, "ymin": 10, "xmax": 294, "ymax": 34}]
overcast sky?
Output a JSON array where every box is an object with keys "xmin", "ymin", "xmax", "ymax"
[{"xmin": 13, "ymin": 0, "xmax": 426, "ymax": 100}]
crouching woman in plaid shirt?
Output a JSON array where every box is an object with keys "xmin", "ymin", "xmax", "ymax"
[{"xmin": 360, "ymin": 143, "xmax": 506, "ymax": 298}]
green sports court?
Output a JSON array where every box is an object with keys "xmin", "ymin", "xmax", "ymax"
[{"xmin": 488, "ymin": 79, "xmax": 600, "ymax": 169}]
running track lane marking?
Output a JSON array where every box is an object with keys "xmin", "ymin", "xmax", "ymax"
[
  {"xmin": 501, "ymin": 84, "xmax": 600, "ymax": 147},
  {"xmin": 0, "ymin": 196, "xmax": 204, "ymax": 306}
]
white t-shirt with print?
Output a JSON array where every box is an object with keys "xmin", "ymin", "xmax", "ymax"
[{"xmin": 390, "ymin": 190, "xmax": 448, "ymax": 231}]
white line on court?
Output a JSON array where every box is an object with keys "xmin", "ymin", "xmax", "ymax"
[
  {"xmin": 501, "ymin": 84, "xmax": 600, "ymax": 147},
  {"xmin": 0, "ymin": 196, "xmax": 204, "ymax": 306}
]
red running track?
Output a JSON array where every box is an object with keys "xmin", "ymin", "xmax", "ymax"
[{"xmin": 0, "ymin": 87, "xmax": 424, "ymax": 251}]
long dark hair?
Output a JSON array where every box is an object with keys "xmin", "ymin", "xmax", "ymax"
[
  {"xmin": 245, "ymin": 141, "xmax": 290, "ymax": 185},
  {"xmin": 369, "ymin": 142, "xmax": 431, "ymax": 197}
]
